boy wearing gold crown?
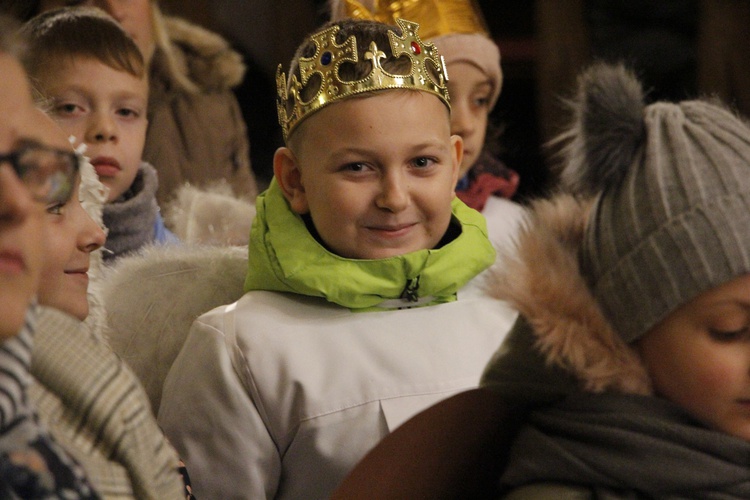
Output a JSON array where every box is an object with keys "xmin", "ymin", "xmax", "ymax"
[
  {"xmin": 330, "ymin": 0, "xmax": 526, "ymax": 251},
  {"xmin": 157, "ymin": 17, "xmax": 516, "ymax": 499}
]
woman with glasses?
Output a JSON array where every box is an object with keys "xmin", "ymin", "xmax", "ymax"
[
  {"xmin": 0, "ymin": 16, "xmax": 101, "ymax": 498},
  {"xmin": 0, "ymin": 20, "xmax": 189, "ymax": 496}
]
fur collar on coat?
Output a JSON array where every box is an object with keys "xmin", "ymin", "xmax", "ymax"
[
  {"xmin": 157, "ymin": 16, "xmax": 245, "ymax": 92},
  {"xmin": 488, "ymin": 194, "xmax": 653, "ymax": 396},
  {"xmin": 100, "ymin": 245, "xmax": 248, "ymax": 412},
  {"xmin": 164, "ymin": 182, "xmax": 256, "ymax": 246}
]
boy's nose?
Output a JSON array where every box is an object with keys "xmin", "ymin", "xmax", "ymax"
[
  {"xmin": 375, "ymin": 173, "xmax": 409, "ymax": 213},
  {"xmin": 73, "ymin": 204, "xmax": 106, "ymax": 253},
  {"xmin": 88, "ymin": 114, "xmax": 117, "ymax": 143},
  {"xmin": 86, "ymin": 223, "xmax": 107, "ymax": 252}
]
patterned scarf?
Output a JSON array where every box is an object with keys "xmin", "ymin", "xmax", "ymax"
[
  {"xmin": 456, "ymin": 151, "xmax": 519, "ymax": 211},
  {"xmin": 0, "ymin": 307, "xmax": 99, "ymax": 498}
]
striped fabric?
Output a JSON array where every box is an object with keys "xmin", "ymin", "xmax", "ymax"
[
  {"xmin": 29, "ymin": 307, "xmax": 185, "ymax": 499},
  {"xmin": 0, "ymin": 316, "xmax": 33, "ymax": 431},
  {"xmin": 0, "ymin": 307, "xmax": 98, "ymax": 498}
]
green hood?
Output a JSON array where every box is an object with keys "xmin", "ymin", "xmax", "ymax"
[{"xmin": 244, "ymin": 179, "xmax": 495, "ymax": 311}]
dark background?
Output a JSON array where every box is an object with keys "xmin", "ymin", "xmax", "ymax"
[{"xmin": 157, "ymin": 0, "xmax": 750, "ymax": 201}]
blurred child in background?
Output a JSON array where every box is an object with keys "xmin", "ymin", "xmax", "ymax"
[
  {"xmin": 27, "ymin": 0, "xmax": 258, "ymax": 204},
  {"xmin": 22, "ymin": 7, "xmax": 179, "ymax": 262}
]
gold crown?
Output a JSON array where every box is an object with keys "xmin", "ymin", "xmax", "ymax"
[
  {"xmin": 339, "ymin": 0, "xmax": 489, "ymax": 39},
  {"xmin": 276, "ymin": 18, "xmax": 450, "ymax": 141}
]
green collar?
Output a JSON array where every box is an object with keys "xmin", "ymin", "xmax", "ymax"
[{"xmin": 244, "ymin": 180, "xmax": 495, "ymax": 311}]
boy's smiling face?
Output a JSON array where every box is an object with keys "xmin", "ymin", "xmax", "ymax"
[
  {"xmin": 276, "ymin": 90, "xmax": 461, "ymax": 260},
  {"xmin": 40, "ymin": 57, "xmax": 148, "ymax": 202},
  {"xmin": 34, "ymin": 112, "xmax": 105, "ymax": 321},
  {"xmin": 39, "ymin": 174, "xmax": 105, "ymax": 320}
]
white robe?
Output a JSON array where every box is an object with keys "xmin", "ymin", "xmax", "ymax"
[{"xmin": 158, "ymin": 276, "xmax": 516, "ymax": 499}]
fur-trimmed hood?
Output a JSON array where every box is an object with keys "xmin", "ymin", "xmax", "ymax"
[
  {"xmin": 100, "ymin": 245, "xmax": 248, "ymax": 412},
  {"xmin": 157, "ymin": 16, "xmax": 245, "ymax": 92},
  {"xmin": 164, "ymin": 182, "xmax": 256, "ymax": 246},
  {"xmin": 488, "ymin": 194, "xmax": 652, "ymax": 396}
]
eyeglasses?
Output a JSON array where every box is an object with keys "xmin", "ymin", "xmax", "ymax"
[{"xmin": 0, "ymin": 141, "xmax": 80, "ymax": 205}]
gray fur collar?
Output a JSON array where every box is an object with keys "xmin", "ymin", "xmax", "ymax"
[{"xmin": 488, "ymin": 194, "xmax": 652, "ymax": 395}]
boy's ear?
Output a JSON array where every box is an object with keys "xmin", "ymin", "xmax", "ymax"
[
  {"xmin": 273, "ymin": 147, "xmax": 309, "ymax": 214},
  {"xmin": 450, "ymin": 134, "xmax": 464, "ymax": 195}
]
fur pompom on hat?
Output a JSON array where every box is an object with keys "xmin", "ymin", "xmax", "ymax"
[
  {"xmin": 565, "ymin": 63, "xmax": 750, "ymax": 343},
  {"xmin": 560, "ymin": 64, "xmax": 645, "ymax": 196}
]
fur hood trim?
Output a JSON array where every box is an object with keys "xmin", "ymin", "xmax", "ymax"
[
  {"xmin": 101, "ymin": 244, "xmax": 248, "ymax": 412},
  {"xmin": 164, "ymin": 182, "xmax": 256, "ymax": 247},
  {"xmin": 163, "ymin": 16, "xmax": 245, "ymax": 91},
  {"xmin": 488, "ymin": 194, "xmax": 652, "ymax": 395}
]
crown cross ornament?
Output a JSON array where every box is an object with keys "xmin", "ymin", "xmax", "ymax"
[
  {"xmin": 365, "ymin": 41, "xmax": 387, "ymax": 84},
  {"xmin": 276, "ymin": 18, "xmax": 450, "ymax": 140}
]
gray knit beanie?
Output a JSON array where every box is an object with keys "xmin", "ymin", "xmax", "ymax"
[{"xmin": 563, "ymin": 62, "xmax": 750, "ymax": 343}]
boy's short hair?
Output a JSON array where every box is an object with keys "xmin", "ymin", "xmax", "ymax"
[
  {"xmin": 282, "ymin": 18, "xmax": 447, "ymax": 145},
  {"xmin": 21, "ymin": 7, "xmax": 145, "ymax": 84}
]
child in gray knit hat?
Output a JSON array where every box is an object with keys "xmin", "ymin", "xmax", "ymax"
[
  {"xmin": 333, "ymin": 62, "xmax": 750, "ymax": 498},
  {"xmin": 481, "ymin": 62, "xmax": 750, "ymax": 497}
]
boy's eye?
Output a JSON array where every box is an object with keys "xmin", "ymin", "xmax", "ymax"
[
  {"xmin": 473, "ymin": 96, "xmax": 491, "ymax": 108},
  {"xmin": 412, "ymin": 157, "xmax": 435, "ymax": 168},
  {"xmin": 342, "ymin": 162, "xmax": 369, "ymax": 173},
  {"xmin": 117, "ymin": 108, "xmax": 139, "ymax": 118},
  {"xmin": 46, "ymin": 201, "xmax": 65, "ymax": 215},
  {"xmin": 709, "ymin": 327, "xmax": 750, "ymax": 342},
  {"xmin": 54, "ymin": 103, "xmax": 82, "ymax": 115}
]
